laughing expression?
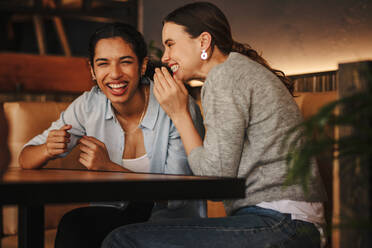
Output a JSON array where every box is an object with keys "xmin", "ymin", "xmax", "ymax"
[
  {"xmin": 161, "ymin": 22, "xmax": 202, "ymax": 83},
  {"xmin": 91, "ymin": 37, "xmax": 144, "ymax": 104}
]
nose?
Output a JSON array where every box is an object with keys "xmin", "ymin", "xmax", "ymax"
[
  {"xmin": 161, "ymin": 48, "xmax": 169, "ymax": 64},
  {"xmin": 110, "ymin": 64, "xmax": 122, "ymax": 79}
]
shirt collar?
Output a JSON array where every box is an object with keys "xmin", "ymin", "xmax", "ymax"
[
  {"xmin": 105, "ymin": 96, "xmax": 114, "ymax": 120},
  {"xmin": 88, "ymin": 86, "xmax": 112, "ymax": 120},
  {"xmin": 140, "ymin": 78, "xmax": 159, "ymax": 130}
]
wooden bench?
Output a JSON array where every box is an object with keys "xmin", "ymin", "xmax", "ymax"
[
  {"xmin": 0, "ymin": 52, "xmax": 92, "ymax": 93},
  {"xmin": 0, "ymin": 52, "xmax": 93, "ymax": 248}
]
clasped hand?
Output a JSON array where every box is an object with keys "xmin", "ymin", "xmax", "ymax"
[{"xmin": 45, "ymin": 124, "xmax": 111, "ymax": 170}]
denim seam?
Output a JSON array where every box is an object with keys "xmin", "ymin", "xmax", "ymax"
[{"xmin": 122, "ymin": 215, "xmax": 290, "ymax": 234}]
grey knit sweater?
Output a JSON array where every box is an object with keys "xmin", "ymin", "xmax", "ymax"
[{"xmin": 188, "ymin": 52, "xmax": 327, "ymax": 215}]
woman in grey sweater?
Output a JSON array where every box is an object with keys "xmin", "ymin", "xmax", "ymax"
[{"xmin": 102, "ymin": 2, "xmax": 327, "ymax": 248}]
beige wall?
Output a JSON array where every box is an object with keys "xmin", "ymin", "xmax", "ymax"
[{"xmin": 142, "ymin": 0, "xmax": 372, "ymax": 75}]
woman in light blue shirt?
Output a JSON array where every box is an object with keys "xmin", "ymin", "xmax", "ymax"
[{"xmin": 19, "ymin": 22, "xmax": 205, "ymax": 248}]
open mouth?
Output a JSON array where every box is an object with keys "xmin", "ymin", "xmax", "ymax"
[
  {"xmin": 107, "ymin": 82, "xmax": 128, "ymax": 96},
  {"xmin": 170, "ymin": 64, "xmax": 179, "ymax": 74}
]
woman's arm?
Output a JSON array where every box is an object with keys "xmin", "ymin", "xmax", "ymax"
[
  {"xmin": 163, "ymin": 97, "xmax": 205, "ymax": 175},
  {"xmin": 19, "ymin": 144, "xmax": 52, "ymax": 169},
  {"xmin": 19, "ymin": 93, "xmax": 88, "ymax": 169},
  {"xmin": 154, "ymin": 67, "xmax": 247, "ymax": 177},
  {"xmin": 188, "ymin": 83, "xmax": 247, "ymax": 177},
  {"xmin": 19, "ymin": 124, "xmax": 72, "ymax": 169},
  {"xmin": 153, "ymin": 67, "xmax": 203, "ymax": 155},
  {"xmin": 172, "ymin": 111, "xmax": 203, "ymax": 156},
  {"xmin": 78, "ymin": 136, "xmax": 130, "ymax": 172}
]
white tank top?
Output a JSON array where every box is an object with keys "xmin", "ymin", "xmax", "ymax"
[{"xmin": 122, "ymin": 153, "xmax": 150, "ymax": 173}]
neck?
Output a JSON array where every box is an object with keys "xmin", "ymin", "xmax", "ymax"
[
  {"xmin": 197, "ymin": 48, "xmax": 228, "ymax": 80},
  {"xmin": 113, "ymin": 84, "xmax": 147, "ymax": 119}
]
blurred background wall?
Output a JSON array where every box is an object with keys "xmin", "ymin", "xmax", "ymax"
[
  {"xmin": 142, "ymin": 0, "xmax": 372, "ymax": 75},
  {"xmin": 0, "ymin": 0, "xmax": 371, "ymax": 76}
]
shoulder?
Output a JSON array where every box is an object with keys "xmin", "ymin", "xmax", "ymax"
[
  {"xmin": 210, "ymin": 52, "xmax": 273, "ymax": 82},
  {"xmin": 203, "ymin": 53, "xmax": 250, "ymax": 101},
  {"xmin": 207, "ymin": 52, "xmax": 287, "ymax": 94},
  {"xmin": 205, "ymin": 53, "xmax": 253, "ymax": 91},
  {"xmin": 82, "ymin": 85, "xmax": 106, "ymax": 102},
  {"xmin": 209, "ymin": 53, "xmax": 257, "ymax": 76},
  {"xmin": 68, "ymin": 85, "xmax": 107, "ymax": 113}
]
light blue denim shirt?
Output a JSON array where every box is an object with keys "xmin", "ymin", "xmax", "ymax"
[{"xmin": 25, "ymin": 77, "xmax": 206, "ymax": 219}]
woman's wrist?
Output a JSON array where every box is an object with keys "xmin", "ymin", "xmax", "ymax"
[
  {"xmin": 171, "ymin": 110, "xmax": 203, "ymax": 155},
  {"xmin": 171, "ymin": 109, "xmax": 191, "ymax": 128},
  {"xmin": 42, "ymin": 143, "xmax": 54, "ymax": 160}
]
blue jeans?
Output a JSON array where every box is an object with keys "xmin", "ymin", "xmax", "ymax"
[{"xmin": 102, "ymin": 206, "xmax": 320, "ymax": 248}]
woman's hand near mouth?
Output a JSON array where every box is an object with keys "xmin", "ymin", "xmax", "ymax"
[
  {"xmin": 153, "ymin": 66, "xmax": 203, "ymax": 155},
  {"xmin": 153, "ymin": 67, "xmax": 189, "ymax": 122}
]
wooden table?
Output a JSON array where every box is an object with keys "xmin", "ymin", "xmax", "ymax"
[{"xmin": 0, "ymin": 168, "xmax": 245, "ymax": 248}]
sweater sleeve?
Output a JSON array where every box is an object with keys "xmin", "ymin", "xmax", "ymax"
[{"xmin": 188, "ymin": 74, "xmax": 249, "ymax": 177}]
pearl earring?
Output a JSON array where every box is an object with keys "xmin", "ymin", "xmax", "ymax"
[{"xmin": 201, "ymin": 49, "xmax": 208, "ymax": 60}]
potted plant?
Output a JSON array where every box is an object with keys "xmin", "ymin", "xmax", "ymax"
[{"xmin": 284, "ymin": 66, "xmax": 372, "ymax": 248}]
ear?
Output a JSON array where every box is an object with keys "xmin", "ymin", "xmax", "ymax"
[
  {"xmin": 89, "ymin": 61, "xmax": 96, "ymax": 81},
  {"xmin": 199, "ymin": 32, "xmax": 212, "ymax": 51},
  {"xmin": 140, "ymin": 57, "xmax": 149, "ymax": 76}
]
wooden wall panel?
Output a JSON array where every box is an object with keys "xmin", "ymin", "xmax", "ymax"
[{"xmin": 0, "ymin": 53, "xmax": 93, "ymax": 93}]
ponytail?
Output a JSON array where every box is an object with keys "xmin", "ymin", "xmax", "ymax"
[{"xmin": 232, "ymin": 41, "xmax": 294, "ymax": 95}]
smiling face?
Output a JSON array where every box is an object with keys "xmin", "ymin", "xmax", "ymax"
[
  {"xmin": 91, "ymin": 37, "xmax": 146, "ymax": 104},
  {"xmin": 161, "ymin": 22, "xmax": 203, "ymax": 83}
]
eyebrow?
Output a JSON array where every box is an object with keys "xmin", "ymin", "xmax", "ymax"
[{"xmin": 95, "ymin": 56, "xmax": 135, "ymax": 63}]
